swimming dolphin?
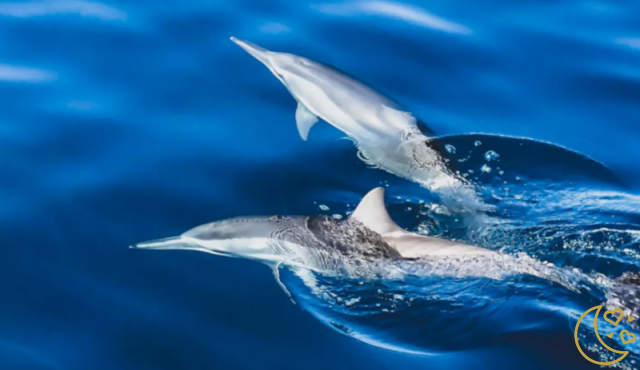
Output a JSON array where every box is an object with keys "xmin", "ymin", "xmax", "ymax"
[
  {"xmin": 230, "ymin": 37, "xmax": 466, "ymax": 193},
  {"xmin": 131, "ymin": 187, "xmax": 492, "ymax": 272}
]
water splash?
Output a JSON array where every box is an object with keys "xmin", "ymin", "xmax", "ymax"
[
  {"xmin": 445, "ymin": 144, "xmax": 456, "ymax": 153},
  {"xmin": 271, "ymin": 133, "xmax": 638, "ymax": 359},
  {"xmin": 484, "ymin": 150, "xmax": 500, "ymax": 161}
]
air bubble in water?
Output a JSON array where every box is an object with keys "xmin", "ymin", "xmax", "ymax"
[
  {"xmin": 481, "ymin": 164, "xmax": 492, "ymax": 173},
  {"xmin": 474, "ymin": 141, "xmax": 482, "ymax": 146},
  {"xmin": 332, "ymin": 214, "xmax": 343, "ymax": 220},
  {"xmin": 485, "ymin": 150, "xmax": 500, "ymax": 161},
  {"xmin": 319, "ymin": 205, "xmax": 330, "ymax": 211},
  {"xmin": 445, "ymin": 144, "xmax": 456, "ymax": 153}
]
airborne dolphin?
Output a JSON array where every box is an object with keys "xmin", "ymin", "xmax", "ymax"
[
  {"xmin": 131, "ymin": 187, "xmax": 492, "ymax": 272},
  {"xmin": 230, "ymin": 37, "xmax": 466, "ymax": 193}
]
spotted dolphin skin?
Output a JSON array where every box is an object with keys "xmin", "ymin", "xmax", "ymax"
[
  {"xmin": 230, "ymin": 37, "xmax": 463, "ymax": 192},
  {"xmin": 131, "ymin": 188, "xmax": 492, "ymax": 271}
]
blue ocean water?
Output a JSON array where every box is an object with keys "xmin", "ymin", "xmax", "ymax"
[{"xmin": 3, "ymin": 0, "xmax": 640, "ymax": 369}]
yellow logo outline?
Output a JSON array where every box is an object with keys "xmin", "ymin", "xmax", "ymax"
[
  {"xmin": 604, "ymin": 308, "xmax": 624, "ymax": 326},
  {"xmin": 621, "ymin": 330, "xmax": 636, "ymax": 345},
  {"xmin": 574, "ymin": 305, "xmax": 629, "ymax": 366}
]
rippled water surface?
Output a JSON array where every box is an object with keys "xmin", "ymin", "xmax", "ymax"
[{"xmin": 3, "ymin": 1, "xmax": 640, "ymax": 369}]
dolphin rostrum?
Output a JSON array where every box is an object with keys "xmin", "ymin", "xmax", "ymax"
[
  {"xmin": 230, "ymin": 37, "xmax": 467, "ymax": 194},
  {"xmin": 131, "ymin": 187, "xmax": 492, "ymax": 273}
]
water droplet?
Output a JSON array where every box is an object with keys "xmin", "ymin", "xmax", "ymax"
[
  {"xmin": 484, "ymin": 150, "xmax": 500, "ymax": 161},
  {"xmin": 332, "ymin": 214, "xmax": 343, "ymax": 220},
  {"xmin": 345, "ymin": 298, "xmax": 361, "ymax": 306},
  {"xmin": 474, "ymin": 141, "xmax": 482, "ymax": 146},
  {"xmin": 445, "ymin": 144, "xmax": 456, "ymax": 153},
  {"xmin": 481, "ymin": 164, "xmax": 492, "ymax": 173},
  {"xmin": 515, "ymin": 176, "xmax": 521, "ymax": 181},
  {"xmin": 319, "ymin": 204, "xmax": 330, "ymax": 211}
]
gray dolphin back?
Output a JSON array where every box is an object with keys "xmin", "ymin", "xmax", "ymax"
[
  {"xmin": 184, "ymin": 215, "xmax": 401, "ymax": 260},
  {"xmin": 182, "ymin": 216, "xmax": 308, "ymax": 240}
]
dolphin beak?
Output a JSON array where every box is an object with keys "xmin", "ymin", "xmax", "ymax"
[
  {"xmin": 130, "ymin": 236, "xmax": 183, "ymax": 250},
  {"xmin": 131, "ymin": 235, "xmax": 235, "ymax": 258},
  {"xmin": 230, "ymin": 36, "xmax": 271, "ymax": 66}
]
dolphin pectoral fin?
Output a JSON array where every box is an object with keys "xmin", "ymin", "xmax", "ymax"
[
  {"xmin": 295, "ymin": 103, "xmax": 318, "ymax": 141},
  {"xmin": 271, "ymin": 260, "xmax": 295, "ymax": 303}
]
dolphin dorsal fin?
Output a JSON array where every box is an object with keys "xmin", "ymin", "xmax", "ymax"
[
  {"xmin": 350, "ymin": 188, "xmax": 403, "ymax": 235},
  {"xmin": 295, "ymin": 103, "xmax": 318, "ymax": 141}
]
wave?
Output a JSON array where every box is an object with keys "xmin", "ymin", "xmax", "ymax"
[{"xmin": 268, "ymin": 133, "xmax": 640, "ymax": 361}]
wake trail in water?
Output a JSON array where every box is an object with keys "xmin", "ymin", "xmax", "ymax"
[{"xmin": 282, "ymin": 133, "xmax": 640, "ymax": 359}]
